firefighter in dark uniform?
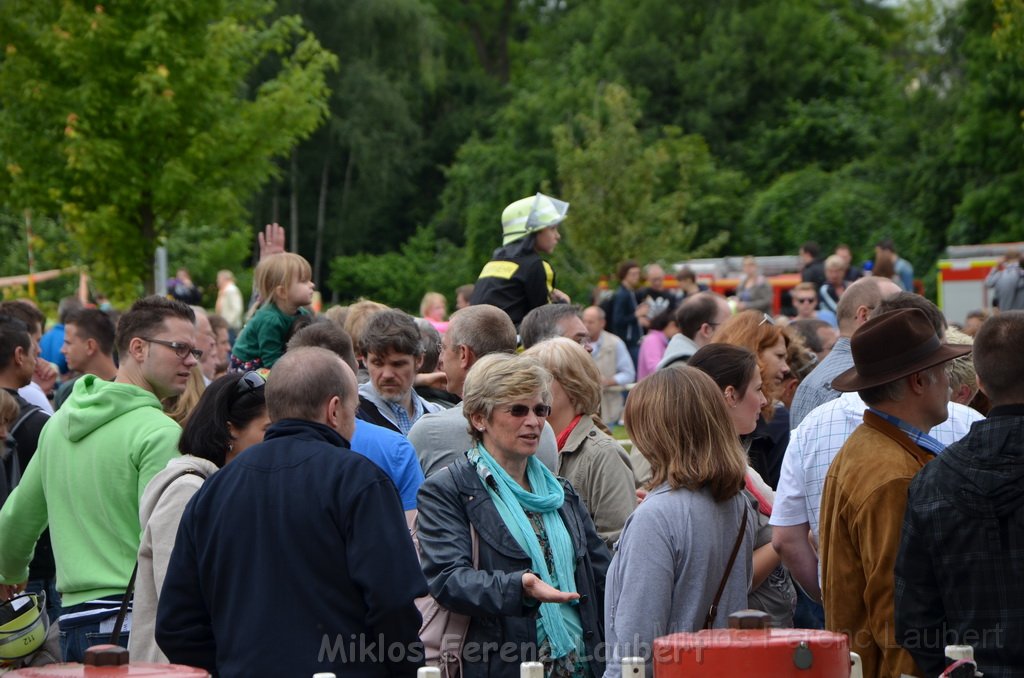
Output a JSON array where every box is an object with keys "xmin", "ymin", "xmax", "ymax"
[{"xmin": 469, "ymin": 193, "xmax": 570, "ymax": 326}]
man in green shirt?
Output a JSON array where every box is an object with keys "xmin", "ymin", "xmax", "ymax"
[{"xmin": 0, "ymin": 296, "xmax": 198, "ymax": 662}]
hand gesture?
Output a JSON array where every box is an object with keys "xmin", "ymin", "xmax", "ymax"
[
  {"xmin": 551, "ymin": 289, "xmax": 571, "ymax": 304},
  {"xmin": 258, "ymin": 223, "xmax": 287, "ymax": 260},
  {"xmin": 33, "ymin": 360, "xmax": 58, "ymax": 395},
  {"xmin": 522, "ymin": 572, "xmax": 580, "ymax": 604}
]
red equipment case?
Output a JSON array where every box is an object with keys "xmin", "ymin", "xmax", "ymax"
[{"xmin": 653, "ymin": 611, "xmax": 856, "ymax": 677}]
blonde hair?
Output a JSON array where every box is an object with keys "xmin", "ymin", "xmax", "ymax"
[
  {"xmin": 712, "ymin": 309, "xmax": 790, "ymax": 417},
  {"xmin": 254, "ymin": 253, "xmax": 312, "ymax": 306},
  {"xmin": 522, "ymin": 337, "xmax": 601, "ymax": 416},
  {"xmin": 419, "ymin": 292, "xmax": 447, "ymax": 321},
  {"xmin": 165, "ymin": 365, "xmax": 208, "ymax": 425},
  {"xmin": 343, "ymin": 299, "xmax": 388, "ymax": 356},
  {"xmin": 944, "ymin": 327, "xmax": 977, "ymax": 400},
  {"xmin": 461, "ymin": 353, "xmax": 551, "ymax": 444},
  {"xmin": 624, "ymin": 365, "xmax": 747, "ymax": 501}
]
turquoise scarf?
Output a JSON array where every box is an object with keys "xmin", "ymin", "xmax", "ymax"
[{"xmin": 470, "ymin": 444, "xmax": 581, "ymax": 659}]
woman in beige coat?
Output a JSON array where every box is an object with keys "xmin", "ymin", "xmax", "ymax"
[{"xmin": 523, "ymin": 338, "xmax": 636, "ymax": 547}]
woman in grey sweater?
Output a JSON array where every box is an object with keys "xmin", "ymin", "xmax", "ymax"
[{"xmin": 603, "ymin": 366, "xmax": 755, "ymax": 678}]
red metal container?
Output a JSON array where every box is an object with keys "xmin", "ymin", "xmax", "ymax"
[
  {"xmin": 653, "ymin": 611, "xmax": 854, "ymax": 677},
  {"xmin": 8, "ymin": 645, "xmax": 209, "ymax": 678}
]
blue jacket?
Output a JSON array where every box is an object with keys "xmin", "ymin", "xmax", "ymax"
[
  {"xmin": 156, "ymin": 419, "xmax": 427, "ymax": 678},
  {"xmin": 416, "ymin": 458, "xmax": 610, "ymax": 678}
]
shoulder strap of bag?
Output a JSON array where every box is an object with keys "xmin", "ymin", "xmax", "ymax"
[
  {"xmin": 10, "ymin": 404, "xmax": 43, "ymax": 436},
  {"xmin": 703, "ymin": 502, "xmax": 749, "ymax": 630},
  {"xmin": 110, "ymin": 467, "xmax": 208, "ymax": 646}
]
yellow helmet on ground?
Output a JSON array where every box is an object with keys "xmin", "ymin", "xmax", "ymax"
[
  {"xmin": 0, "ymin": 592, "xmax": 47, "ymax": 661},
  {"xmin": 501, "ymin": 193, "xmax": 570, "ymax": 245}
]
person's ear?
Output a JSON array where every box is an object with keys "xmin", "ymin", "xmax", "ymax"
[
  {"xmin": 128, "ymin": 336, "xmax": 148, "ymax": 362},
  {"xmin": 723, "ymin": 385, "xmax": 737, "ymax": 406},
  {"xmin": 325, "ymin": 395, "xmax": 341, "ymax": 428},
  {"xmin": 458, "ymin": 345, "xmax": 474, "ymax": 370},
  {"xmin": 855, "ymin": 305, "xmax": 871, "ymax": 324},
  {"xmin": 85, "ymin": 338, "xmax": 98, "ymax": 357},
  {"xmin": 470, "ymin": 411, "xmax": 487, "ymax": 433},
  {"xmin": 415, "ymin": 354, "xmax": 424, "ymax": 372}
]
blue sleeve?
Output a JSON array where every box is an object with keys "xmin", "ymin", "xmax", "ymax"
[{"xmin": 392, "ymin": 437, "xmax": 425, "ymax": 510}]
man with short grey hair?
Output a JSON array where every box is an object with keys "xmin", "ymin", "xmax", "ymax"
[
  {"xmin": 157, "ymin": 347, "xmax": 426, "ymax": 677},
  {"xmin": 789, "ymin": 275, "xmax": 901, "ymax": 427},
  {"xmin": 520, "ymin": 304, "xmax": 590, "ymax": 352},
  {"xmin": 409, "ymin": 304, "xmax": 559, "ymax": 476},
  {"xmin": 581, "ymin": 305, "xmax": 633, "ymax": 425}
]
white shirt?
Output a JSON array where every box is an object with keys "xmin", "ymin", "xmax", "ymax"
[{"xmin": 770, "ymin": 392, "xmax": 984, "ymax": 540}]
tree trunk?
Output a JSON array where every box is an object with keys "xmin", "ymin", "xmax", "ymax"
[
  {"xmin": 290, "ymin": 147, "xmax": 300, "ymax": 253},
  {"xmin": 337, "ymin": 151, "xmax": 355, "ymax": 260},
  {"xmin": 139, "ymin": 195, "xmax": 156, "ymax": 295},
  {"xmin": 314, "ymin": 152, "xmax": 330, "ymax": 288}
]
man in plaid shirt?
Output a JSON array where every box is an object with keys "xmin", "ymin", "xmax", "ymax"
[{"xmin": 896, "ymin": 311, "xmax": 1024, "ymax": 677}]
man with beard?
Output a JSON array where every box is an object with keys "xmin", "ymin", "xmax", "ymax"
[{"xmin": 356, "ymin": 310, "xmax": 441, "ymax": 436}]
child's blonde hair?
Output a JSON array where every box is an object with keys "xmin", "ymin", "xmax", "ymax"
[{"xmin": 254, "ymin": 253, "xmax": 312, "ymax": 306}]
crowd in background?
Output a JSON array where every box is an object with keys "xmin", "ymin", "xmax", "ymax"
[{"xmin": 0, "ymin": 200, "xmax": 1022, "ymax": 678}]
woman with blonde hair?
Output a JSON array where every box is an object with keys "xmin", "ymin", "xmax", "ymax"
[
  {"xmin": 416, "ymin": 353, "xmax": 609, "ymax": 678},
  {"xmin": 604, "ymin": 365, "xmax": 755, "ymax": 677},
  {"xmin": 523, "ymin": 338, "xmax": 636, "ymax": 548},
  {"xmin": 711, "ymin": 310, "xmax": 791, "ymax": 488}
]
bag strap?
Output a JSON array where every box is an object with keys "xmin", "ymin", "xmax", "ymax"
[
  {"xmin": 110, "ymin": 467, "xmax": 208, "ymax": 646},
  {"xmin": 703, "ymin": 502, "xmax": 749, "ymax": 630},
  {"xmin": 9, "ymin": 404, "xmax": 43, "ymax": 437}
]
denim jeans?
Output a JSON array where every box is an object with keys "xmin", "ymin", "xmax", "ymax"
[
  {"xmin": 26, "ymin": 578, "xmax": 62, "ymax": 628},
  {"xmin": 792, "ymin": 587, "xmax": 825, "ymax": 630},
  {"xmin": 58, "ymin": 602, "xmax": 129, "ymax": 663}
]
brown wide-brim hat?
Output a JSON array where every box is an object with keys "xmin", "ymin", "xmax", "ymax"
[{"xmin": 831, "ymin": 308, "xmax": 972, "ymax": 392}]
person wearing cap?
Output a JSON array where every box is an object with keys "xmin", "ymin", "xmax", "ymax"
[
  {"xmin": 469, "ymin": 192, "xmax": 571, "ymax": 326},
  {"xmin": 895, "ymin": 311, "xmax": 1024, "ymax": 676},
  {"xmin": 818, "ymin": 308, "xmax": 972, "ymax": 678}
]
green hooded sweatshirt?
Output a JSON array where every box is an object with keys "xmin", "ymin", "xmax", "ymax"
[{"xmin": 0, "ymin": 375, "xmax": 180, "ymax": 606}]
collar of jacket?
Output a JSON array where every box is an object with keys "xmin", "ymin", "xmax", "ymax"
[
  {"xmin": 560, "ymin": 415, "xmax": 598, "ymax": 454},
  {"xmin": 861, "ymin": 409, "xmax": 934, "ymax": 467},
  {"xmin": 448, "ymin": 459, "xmax": 585, "ymax": 563},
  {"xmin": 264, "ymin": 418, "xmax": 349, "ymax": 449}
]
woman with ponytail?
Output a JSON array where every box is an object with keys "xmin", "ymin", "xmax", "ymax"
[{"xmin": 129, "ymin": 371, "xmax": 269, "ymax": 663}]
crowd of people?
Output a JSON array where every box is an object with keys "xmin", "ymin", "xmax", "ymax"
[{"xmin": 0, "ymin": 195, "xmax": 1021, "ymax": 678}]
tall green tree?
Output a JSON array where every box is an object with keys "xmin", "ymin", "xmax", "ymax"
[
  {"xmin": 0, "ymin": 0, "xmax": 336, "ymax": 300},
  {"xmin": 552, "ymin": 83, "xmax": 734, "ymax": 295}
]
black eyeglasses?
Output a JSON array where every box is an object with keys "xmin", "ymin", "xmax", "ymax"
[
  {"xmin": 793, "ymin": 297, "xmax": 817, "ymax": 304},
  {"xmin": 504, "ymin": 404, "xmax": 552, "ymax": 418},
  {"xmin": 142, "ymin": 337, "xmax": 203, "ymax": 360}
]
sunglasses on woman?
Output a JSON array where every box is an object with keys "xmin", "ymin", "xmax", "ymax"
[{"xmin": 503, "ymin": 404, "xmax": 552, "ymax": 418}]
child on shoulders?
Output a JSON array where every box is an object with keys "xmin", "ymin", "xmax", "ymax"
[{"xmin": 229, "ymin": 253, "xmax": 315, "ymax": 370}]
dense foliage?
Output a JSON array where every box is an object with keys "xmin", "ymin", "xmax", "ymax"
[{"xmin": 4, "ymin": 0, "xmax": 1024, "ymax": 311}]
